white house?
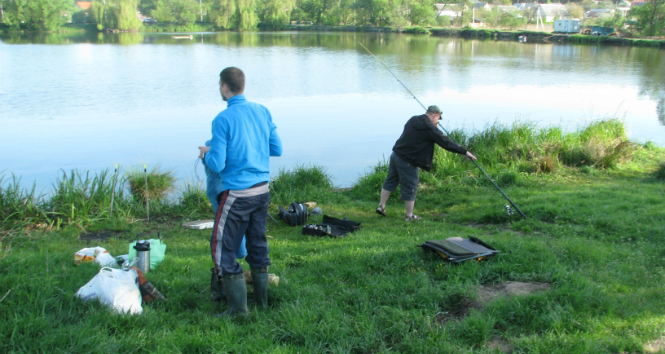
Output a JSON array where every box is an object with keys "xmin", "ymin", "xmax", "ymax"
[{"xmin": 434, "ymin": 4, "xmax": 463, "ymax": 18}]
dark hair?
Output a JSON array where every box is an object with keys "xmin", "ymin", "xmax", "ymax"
[{"xmin": 220, "ymin": 67, "xmax": 245, "ymax": 94}]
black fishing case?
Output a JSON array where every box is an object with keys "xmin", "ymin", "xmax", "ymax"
[{"xmin": 419, "ymin": 236, "xmax": 499, "ymax": 263}]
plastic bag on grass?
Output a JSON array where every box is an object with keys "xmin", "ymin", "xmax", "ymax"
[
  {"xmin": 75, "ymin": 247, "xmax": 119, "ymax": 268},
  {"xmin": 76, "ymin": 267, "xmax": 143, "ymax": 315},
  {"xmin": 128, "ymin": 239, "xmax": 166, "ymax": 269}
]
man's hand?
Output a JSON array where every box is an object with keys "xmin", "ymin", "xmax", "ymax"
[
  {"xmin": 198, "ymin": 146, "xmax": 210, "ymax": 159},
  {"xmin": 465, "ymin": 151, "xmax": 477, "ymax": 161}
]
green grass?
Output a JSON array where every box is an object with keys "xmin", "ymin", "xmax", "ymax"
[{"xmin": 2, "ymin": 121, "xmax": 665, "ymax": 353}]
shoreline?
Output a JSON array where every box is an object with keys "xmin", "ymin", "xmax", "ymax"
[{"xmin": 2, "ymin": 23, "xmax": 664, "ymax": 49}]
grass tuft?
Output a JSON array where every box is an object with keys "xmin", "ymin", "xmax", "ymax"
[
  {"xmin": 270, "ymin": 164, "xmax": 335, "ymax": 206},
  {"xmin": 126, "ymin": 166, "xmax": 175, "ymax": 203}
]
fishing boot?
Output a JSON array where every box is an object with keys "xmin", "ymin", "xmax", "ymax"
[
  {"xmin": 251, "ymin": 267, "xmax": 269, "ymax": 309},
  {"xmin": 216, "ymin": 273, "xmax": 248, "ymax": 318},
  {"xmin": 210, "ymin": 268, "xmax": 226, "ymax": 303}
]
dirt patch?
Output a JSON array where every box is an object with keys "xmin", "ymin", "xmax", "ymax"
[
  {"xmin": 478, "ymin": 281, "xmax": 551, "ymax": 305},
  {"xmin": 79, "ymin": 231, "xmax": 118, "ymax": 243},
  {"xmin": 436, "ymin": 281, "xmax": 551, "ymax": 325},
  {"xmin": 487, "ymin": 336, "xmax": 513, "ymax": 353},
  {"xmin": 435, "ymin": 297, "xmax": 482, "ymax": 324},
  {"xmin": 645, "ymin": 337, "xmax": 665, "ymax": 353}
]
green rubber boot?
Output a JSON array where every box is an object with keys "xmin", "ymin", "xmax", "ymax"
[
  {"xmin": 216, "ymin": 273, "xmax": 248, "ymax": 318},
  {"xmin": 251, "ymin": 267, "xmax": 269, "ymax": 309}
]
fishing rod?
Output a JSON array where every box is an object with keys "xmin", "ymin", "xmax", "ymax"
[
  {"xmin": 144, "ymin": 163, "xmax": 150, "ymax": 222},
  {"xmin": 358, "ymin": 42, "xmax": 527, "ymax": 220}
]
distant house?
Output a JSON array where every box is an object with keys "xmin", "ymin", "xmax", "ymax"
[
  {"xmin": 513, "ymin": 3, "xmax": 538, "ymax": 11},
  {"xmin": 473, "ymin": 2, "xmax": 492, "ymax": 11},
  {"xmin": 537, "ymin": 3, "xmax": 569, "ymax": 22},
  {"xmin": 434, "ymin": 4, "xmax": 463, "ymax": 18},
  {"xmin": 616, "ymin": 1, "xmax": 631, "ymax": 15},
  {"xmin": 585, "ymin": 8, "xmax": 615, "ymax": 18},
  {"xmin": 496, "ymin": 5, "xmax": 520, "ymax": 14},
  {"xmin": 75, "ymin": 1, "xmax": 92, "ymax": 10}
]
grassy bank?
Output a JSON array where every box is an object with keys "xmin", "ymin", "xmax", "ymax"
[
  {"xmin": 2, "ymin": 120, "xmax": 665, "ymax": 353},
  {"xmin": 553, "ymin": 34, "xmax": 665, "ymax": 48}
]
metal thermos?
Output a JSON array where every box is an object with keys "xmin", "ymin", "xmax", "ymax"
[{"xmin": 134, "ymin": 240, "xmax": 151, "ymax": 274}]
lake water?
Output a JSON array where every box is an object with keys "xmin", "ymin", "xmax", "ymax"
[{"xmin": 1, "ymin": 31, "xmax": 664, "ymax": 192}]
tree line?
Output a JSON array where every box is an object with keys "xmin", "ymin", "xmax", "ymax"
[{"xmin": 1, "ymin": 0, "xmax": 663, "ymax": 36}]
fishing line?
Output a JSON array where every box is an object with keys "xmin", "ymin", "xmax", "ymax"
[
  {"xmin": 194, "ymin": 158, "xmax": 203, "ymax": 183},
  {"xmin": 358, "ymin": 42, "xmax": 527, "ymax": 219}
]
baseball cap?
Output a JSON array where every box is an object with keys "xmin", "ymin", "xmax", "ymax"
[{"xmin": 427, "ymin": 105, "xmax": 442, "ymax": 114}]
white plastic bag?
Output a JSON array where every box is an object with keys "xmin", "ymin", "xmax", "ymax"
[
  {"xmin": 94, "ymin": 247, "xmax": 119, "ymax": 268},
  {"xmin": 76, "ymin": 267, "xmax": 143, "ymax": 315},
  {"xmin": 74, "ymin": 247, "xmax": 119, "ymax": 268}
]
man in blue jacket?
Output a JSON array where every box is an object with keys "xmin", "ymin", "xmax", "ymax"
[{"xmin": 199, "ymin": 67, "xmax": 282, "ymax": 317}]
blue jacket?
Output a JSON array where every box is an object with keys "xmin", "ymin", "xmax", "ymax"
[{"xmin": 204, "ymin": 95, "xmax": 282, "ymax": 191}]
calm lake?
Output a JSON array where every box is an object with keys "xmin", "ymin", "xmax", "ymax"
[{"xmin": 1, "ymin": 31, "xmax": 664, "ymax": 192}]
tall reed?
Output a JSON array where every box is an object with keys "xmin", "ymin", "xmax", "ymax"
[
  {"xmin": 48, "ymin": 169, "xmax": 129, "ymax": 225},
  {"xmin": 0, "ymin": 174, "xmax": 47, "ymax": 231}
]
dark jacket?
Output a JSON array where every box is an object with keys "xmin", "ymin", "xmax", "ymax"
[{"xmin": 392, "ymin": 114, "xmax": 467, "ymax": 172}]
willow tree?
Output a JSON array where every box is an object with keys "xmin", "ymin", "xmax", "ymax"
[
  {"xmin": 207, "ymin": 0, "xmax": 236, "ymax": 28},
  {"xmin": 107, "ymin": 0, "xmax": 142, "ymax": 30},
  {"xmin": 90, "ymin": 0, "xmax": 106, "ymax": 30},
  {"xmin": 90, "ymin": 0, "xmax": 141, "ymax": 30},
  {"xmin": 259, "ymin": 0, "xmax": 294, "ymax": 28},
  {"xmin": 233, "ymin": 0, "xmax": 257, "ymax": 29}
]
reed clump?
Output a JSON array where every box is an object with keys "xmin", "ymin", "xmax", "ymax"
[
  {"xmin": 0, "ymin": 175, "xmax": 47, "ymax": 231},
  {"xmin": 126, "ymin": 166, "xmax": 175, "ymax": 203},
  {"xmin": 48, "ymin": 169, "xmax": 128, "ymax": 226}
]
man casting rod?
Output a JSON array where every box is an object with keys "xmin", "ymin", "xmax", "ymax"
[{"xmin": 358, "ymin": 42, "xmax": 527, "ymax": 220}]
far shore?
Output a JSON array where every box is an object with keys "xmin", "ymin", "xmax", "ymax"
[{"xmin": 2, "ymin": 23, "xmax": 664, "ymax": 49}]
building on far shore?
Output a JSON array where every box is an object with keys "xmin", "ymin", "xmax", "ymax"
[{"xmin": 75, "ymin": 1, "xmax": 92, "ymax": 10}]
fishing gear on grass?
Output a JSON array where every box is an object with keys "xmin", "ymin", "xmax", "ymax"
[
  {"xmin": 358, "ymin": 42, "xmax": 527, "ymax": 220},
  {"xmin": 278, "ymin": 202, "xmax": 309, "ymax": 226}
]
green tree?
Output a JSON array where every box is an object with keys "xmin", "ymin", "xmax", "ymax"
[
  {"xmin": 152, "ymin": 0, "xmax": 198, "ymax": 24},
  {"xmin": 1, "ymin": 0, "xmax": 72, "ymax": 30},
  {"xmin": 233, "ymin": 0, "xmax": 257, "ymax": 29},
  {"xmin": 258, "ymin": 0, "xmax": 294, "ymax": 28},
  {"xmin": 90, "ymin": 0, "xmax": 106, "ymax": 29},
  {"xmin": 107, "ymin": 0, "xmax": 143, "ymax": 29},
  {"xmin": 298, "ymin": 0, "xmax": 330, "ymax": 24},
  {"xmin": 353, "ymin": 0, "xmax": 402, "ymax": 26},
  {"xmin": 406, "ymin": 0, "xmax": 434, "ymax": 25},
  {"xmin": 629, "ymin": 0, "xmax": 665, "ymax": 36},
  {"xmin": 139, "ymin": 0, "xmax": 159, "ymax": 16},
  {"xmin": 207, "ymin": 0, "xmax": 236, "ymax": 28}
]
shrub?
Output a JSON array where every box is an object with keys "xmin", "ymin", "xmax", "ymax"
[{"xmin": 654, "ymin": 162, "xmax": 665, "ymax": 180}]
